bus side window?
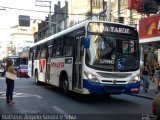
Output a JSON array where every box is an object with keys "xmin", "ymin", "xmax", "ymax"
[
  {"xmin": 53, "ymin": 38, "xmax": 62, "ymax": 57},
  {"xmin": 52, "ymin": 41, "xmax": 56, "ymax": 57},
  {"xmin": 47, "ymin": 41, "xmax": 52, "ymax": 58},
  {"xmin": 29, "ymin": 49, "xmax": 33, "ymax": 60},
  {"xmin": 39, "ymin": 43, "xmax": 46, "ymax": 59},
  {"xmin": 35, "ymin": 47, "xmax": 41, "ymax": 59},
  {"xmin": 63, "ymin": 35, "xmax": 73, "ymax": 56},
  {"xmin": 41, "ymin": 49, "xmax": 46, "ymax": 58},
  {"xmin": 80, "ymin": 36, "xmax": 84, "ymax": 56},
  {"xmin": 63, "ymin": 36, "xmax": 68, "ymax": 56}
]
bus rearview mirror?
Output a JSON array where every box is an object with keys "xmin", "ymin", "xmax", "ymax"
[{"xmin": 84, "ymin": 37, "xmax": 90, "ymax": 48}]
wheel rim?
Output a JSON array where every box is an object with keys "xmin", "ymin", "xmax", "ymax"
[{"xmin": 63, "ymin": 80, "xmax": 68, "ymax": 91}]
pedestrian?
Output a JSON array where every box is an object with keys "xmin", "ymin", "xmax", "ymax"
[
  {"xmin": 150, "ymin": 66, "xmax": 155, "ymax": 82},
  {"xmin": 154, "ymin": 64, "xmax": 160, "ymax": 93},
  {"xmin": 142, "ymin": 65, "xmax": 150, "ymax": 93},
  {"xmin": 5, "ymin": 59, "xmax": 17, "ymax": 104}
]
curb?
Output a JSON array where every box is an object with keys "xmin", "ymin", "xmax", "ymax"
[{"xmin": 128, "ymin": 93, "xmax": 154, "ymax": 100}]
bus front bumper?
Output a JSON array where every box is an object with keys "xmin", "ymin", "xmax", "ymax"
[{"xmin": 83, "ymin": 79, "xmax": 140, "ymax": 95}]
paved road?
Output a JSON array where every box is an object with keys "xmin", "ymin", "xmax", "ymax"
[{"xmin": 0, "ymin": 77, "xmax": 156, "ymax": 120}]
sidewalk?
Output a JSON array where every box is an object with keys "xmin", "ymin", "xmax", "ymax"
[{"xmin": 129, "ymin": 81, "xmax": 157, "ymax": 100}]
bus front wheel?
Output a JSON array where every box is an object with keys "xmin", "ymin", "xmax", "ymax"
[
  {"xmin": 63, "ymin": 79, "xmax": 69, "ymax": 93},
  {"xmin": 61, "ymin": 76, "xmax": 69, "ymax": 94}
]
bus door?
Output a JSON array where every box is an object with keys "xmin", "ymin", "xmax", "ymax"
[
  {"xmin": 32, "ymin": 50, "xmax": 36, "ymax": 76},
  {"xmin": 45, "ymin": 45, "xmax": 52, "ymax": 83},
  {"xmin": 73, "ymin": 36, "xmax": 84, "ymax": 89}
]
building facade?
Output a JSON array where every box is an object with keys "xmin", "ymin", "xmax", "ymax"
[
  {"xmin": 35, "ymin": 0, "xmax": 141, "ymax": 43},
  {"xmin": 6, "ymin": 25, "xmax": 34, "ymax": 58},
  {"xmin": 35, "ymin": 0, "xmax": 108, "ymax": 42},
  {"xmin": 35, "ymin": 1, "xmax": 68, "ymax": 42}
]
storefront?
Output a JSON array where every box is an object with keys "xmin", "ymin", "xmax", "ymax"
[{"xmin": 139, "ymin": 14, "xmax": 160, "ymax": 68}]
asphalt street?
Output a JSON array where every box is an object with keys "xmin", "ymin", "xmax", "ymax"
[{"xmin": 0, "ymin": 77, "xmax": 156, "ymax": 120}]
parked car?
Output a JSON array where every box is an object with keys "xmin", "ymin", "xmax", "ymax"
[
  {"xmin": 152, "ymin": 92, "xmax": 160, "ymax": 118},
  {"xmin": 17, "ymin": 65, "xmax": 28, "ymax": 78}
]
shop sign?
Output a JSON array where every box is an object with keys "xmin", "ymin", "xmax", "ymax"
[
  {"xmin": 128, "ymin": 0, "xmax": 141, "ymax": 11},
  {"xmin": 139, "ymin": 15, "xmax": 160, "ymax": 39}
]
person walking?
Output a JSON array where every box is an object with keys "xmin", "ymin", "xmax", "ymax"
[
  {"xmin": 154, "ymin": 64, "xmax": 160, "ymax": 93},
  {"xmin": 5, "ymin": 60, "xmax": 17, "ymax": 104},
  {"xmin": 142, "ymin": 65, "xmax": 150, "ymax": 93},
  {"xmin": 150, "ymin": 66, "xmax": 155, "ymax": 82}
]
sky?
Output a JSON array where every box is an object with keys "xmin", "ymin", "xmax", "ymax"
[{"xmin": 0, "ymin": 0, "xmax": 65, "ymax": 41}]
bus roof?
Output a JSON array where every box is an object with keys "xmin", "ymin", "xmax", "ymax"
[{"xmin": 30, "ymin": 20, "xmax": 136, "ymax": 48}]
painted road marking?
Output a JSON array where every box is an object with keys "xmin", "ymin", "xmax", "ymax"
[
  {"xmin": 0, "ymin": 91, "xmax": 42, "ymax": 99},
  {"xmin": 52, "ymin": 106, "xmax": 66, "ymax": 114},
  {"xmin": 51, "ymin": 106, "xmax": 77, "ymax": 120}
]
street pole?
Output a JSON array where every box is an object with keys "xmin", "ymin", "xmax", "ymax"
[
  {"xmin": 35, "ymin": 0, "xmax": 52, "ymax": 35},
  {"xmin": 118, "ymin": 0, "xmax": 121, "ymax": 19},
  {"xmin": 90, "ymin": 0, "xmax": 93, "ymax": 20},
  {"xmin": 130, "ymin": 10, "xmax": 133, "ymax": 26},
  {"xmin": 107, "ymin": 0, "xmax": 111, "ymax": 21},
  {"xmin": 49, "ymin": 1, "xmax": 52, "ymax": 35}
]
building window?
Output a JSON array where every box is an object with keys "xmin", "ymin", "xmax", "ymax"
[{"xmin": 92, "ymin": 0, "xmax": 102, "ymax": 8}]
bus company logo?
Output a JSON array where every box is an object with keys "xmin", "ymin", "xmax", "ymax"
[
  {"xmin": 113, "ymin": 80, "xmax": 117, "ymax": 84},
  {"xmin": 39, "ymin": 60, "xmax": 46, "ymax": 72},
  {"xmin": 51, "ymin": 62, "xmax": 64, "ymax": 68}
]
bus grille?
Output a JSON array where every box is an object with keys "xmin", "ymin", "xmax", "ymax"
[
  {"xmin": 102, "ymin": 80, "xmax": 126, "ymax": 83},
  {"xmin": 97, "ymin": 72, "xmax": 132, "ymax": 78}
]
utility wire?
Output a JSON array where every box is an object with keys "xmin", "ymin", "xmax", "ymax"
[
  {"xmin": 0, "ymin": 6, "xmax": 49, "ymax": 13},
  {"xmin": 0, "ymin": 5, "xmax": 142, "ymax": 17},
  {"xmin": 0, "ymin": 6, "xmax": 89, "ymax": 16},
  {"xmin": 0, "ymin": 0, "xmax": 158, "ymax": 16}
]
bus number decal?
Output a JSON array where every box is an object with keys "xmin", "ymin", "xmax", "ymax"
[
  {"xmin": 51, "ymin": 62, "xmax": 64, "ymax": 68},
  {"xmin": 99, "ymin": 59, "xmax": 114, "ymax": 64}
]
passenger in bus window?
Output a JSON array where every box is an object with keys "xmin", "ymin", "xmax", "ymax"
[
  {"xmin": 122, "ymin": 42, "xmax": 129, "ymax": 54},
  {"xmin": 95, "ymin": 36, "xmax": 114, "ymax": 59}
]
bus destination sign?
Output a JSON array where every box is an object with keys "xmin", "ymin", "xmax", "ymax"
[
  {"xmin": 88, "ymin": 22, "xmax": 137, "ymax": 36},
  {"xmin": 104, "ymin": 26, "xmax": 130, "ymax": 34}
]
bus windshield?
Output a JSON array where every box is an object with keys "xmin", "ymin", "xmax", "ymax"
[{"xmin": 85, "ymin": 34, "xmax": 139, "ymax": 71}]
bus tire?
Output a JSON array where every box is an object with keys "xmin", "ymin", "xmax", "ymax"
[
  {"xmin": 62, "ymin": 79, "xmax": 69, "ymax": 94},
  {"xmin": 35, "ymin": 71, "xmax": 40, "ymax": 85},
  {"xmin": 60, "ymin": 73, "xmax": 69, "ymax": 94}
]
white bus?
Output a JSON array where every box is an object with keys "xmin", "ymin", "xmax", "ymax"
[
  {"xmin": 5, "ymin": 56, "xmax": 28, "ymax": 70},
  {"xmin": 6, "ymin": 56, "xmax": 20, "ymax": 70},
  {"xmin": 28, "ymin": 20, "xmax": 140, "ymax": 95}
]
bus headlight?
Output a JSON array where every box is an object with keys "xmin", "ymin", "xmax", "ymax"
[
  {"xmin": 129, "ymin": 75, "xmax": 140, "ymax": 84},
  {"xmin": 84, "ymin": 71, "xmax": 99, "ymax": 83}
]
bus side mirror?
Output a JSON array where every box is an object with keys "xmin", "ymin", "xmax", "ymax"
[{"xmin": 84, "ymin": 37, "xmax": 90, "ymax": 48}]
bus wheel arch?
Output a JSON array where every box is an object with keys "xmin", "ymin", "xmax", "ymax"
[{"xmin": 59, "ymin": 71, "xmax": 69, "ymax": 94}]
